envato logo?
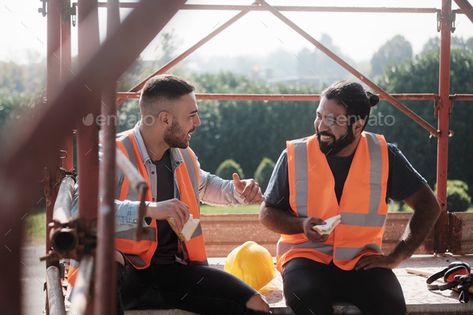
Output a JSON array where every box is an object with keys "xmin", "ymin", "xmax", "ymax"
[
  {"xmin": 366, "ymin": 112, "xmax": 396, "ymax": 127},
  {"xmin": 321, "ymin": 113, "xmax": 396, "ymax": 127},
  {"xmin": 81, "ymin": 113, "xmax": 157, "ymax": 127}
]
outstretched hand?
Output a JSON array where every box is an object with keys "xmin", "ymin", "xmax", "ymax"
[{"xmin": 232, "ymin": 173, "xmax": 264, "ymax": 204}]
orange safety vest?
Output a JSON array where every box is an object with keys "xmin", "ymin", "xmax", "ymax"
[
  {"xmin": 68, "ymin": 129, "xmax": 207, "ymax": 285},
  {"xmin": 277, "ymin": 131, "xmax": 389, "ymax": 272}
]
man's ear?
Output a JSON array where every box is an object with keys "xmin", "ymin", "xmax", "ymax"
[
  {"xmin": 352, "ymin": 118, "xmax": 366, "ymax": 136},
  {"xmin": 158, "ymin": 111, "xmax": 172, "ymax": 126}
]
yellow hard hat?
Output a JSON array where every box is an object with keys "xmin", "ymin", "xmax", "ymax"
[{"xmin": 224, "ymin": 241, "xmax": 277, "ymax": 291}]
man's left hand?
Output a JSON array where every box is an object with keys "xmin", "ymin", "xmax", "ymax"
[
  {"xmin": 355, "ymin": 254, "xmax": 401, "ymax": 270},
  {"xmin": 232, "ymin": 173, "xmax": 264, "ymax": 204}
]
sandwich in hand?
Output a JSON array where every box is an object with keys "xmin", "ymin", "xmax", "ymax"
[
  {"xmin": 312, "ymin": 214, "xmax": 341, "ymax": 235},
  {"xmin": 167, "ymin": 214, "xmax": 200, "ymax": 241}
]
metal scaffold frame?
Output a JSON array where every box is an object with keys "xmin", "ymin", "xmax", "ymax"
[{"xmin": 0, "ymin": 0, "xmax": 472, "ymax": 313}]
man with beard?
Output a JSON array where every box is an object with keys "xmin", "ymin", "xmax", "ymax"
[
  {"xmin": 70, "ymin": 75, "xmax": 270, "ymax": 315},
  {"xmin": 259, "ymin": 81, "xmax": 441, "ymax": 315}
]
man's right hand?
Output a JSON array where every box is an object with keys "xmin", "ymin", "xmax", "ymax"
[
  {"xmin": 301, "ymin": 217, "xmax": 329, "ymax": 243},
  {"xmin": 146, "ymin": 198, "xmax": 190, "ymax": 231}
]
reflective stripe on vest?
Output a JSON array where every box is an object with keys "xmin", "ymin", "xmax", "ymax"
[
  {"xmin": 335, "ymin": 243, "xmax": 382, "ymax": 261},
  {"xmin": 278, "ymin": 132, "xmax": 388, "ymax": 271},
  {"xmin": 277, "ymin": 240, "xmax": 333, "ymax": 257},
  {"xmin": 115, "ymin": 131, "xmax": 207, "ymax": 269}
]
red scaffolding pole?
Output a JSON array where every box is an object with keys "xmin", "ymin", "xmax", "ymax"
[
  {"xmin": 117, "ymin": 92, "xmax": 440, "ymax": 102},
  {"xmin": 454, "ymin": 0, "xmax": 473, "ymax": 23},
  {"xmin": 77, "ymin": 0, "xmax": 100, "ymax": 228},
  {"xmin": 61, "ymin": 0, "xmax": 74, "ymax": 173},
  {"xmin": 94, "ymin": 0, "xmax": 119, "ymax": 314},
  {"xmin": 435, "ymin": 0, "xmax": 453, "ymax": 253}
]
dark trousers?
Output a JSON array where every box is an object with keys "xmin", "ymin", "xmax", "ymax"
[
  {"xmin": 282, "ymin": 258, "xmax": 406, "ymax": 315},
  {"xmin": 116, "ymin": 262, "xmax": 268, "ymax": 315}
]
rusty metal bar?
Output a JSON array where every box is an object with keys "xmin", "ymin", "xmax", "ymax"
[
  {"xmin": 180, "ymin": 4, "xmax": 440, "ymax": 13},
  {"xmin": 53, "ymin": 176, "xmax": 75, "ymax": 224},
  {"xmin": 70, "ymin": 255, "xmax": 94, "ymax": 315},
  {"xmin": 116, "ymin": 148, "xmax": 148, "ymax": 240},
  {"xmin": 97, "ymin": 2, "xmax": 440, "ymax": 14},
  {"xmin": 61, "ymin": 0, "xmax": 74, "ymax": 172},
  {"xmin": 46, "ymin": 266, "xmax": 67, "ymax": 315},
  {"xmin": 116, "ymin": 149, "xmax": 147, "ymax": 191},
  {"xmin": 117, "ymin": 92, "xmax": 439, "ymax": 102},
  {"xmin": 454, "ymin": 0, "xmax": 473, "ymax": 23},
  {"xmin": 137, "ymin": 184, "xmax": 149, "ymax": 241},
  {"xmin": 451, "ymin": 94, "xmax": 473, "ymax": 101},
  {"xmin": 77, "ymin": 0, "xmax": 100, "ymax": 225},
  {"xmin": 129, "ymin": 7, "xmax": 250, "ymax": 93},
  {"xmin": 0, "ymin": 0, "xmax": 183, "ymax": 312},
  {"xmin": 45, "ymin": 1, "xmax": 62, "ymax": 314},
  {"xmin": 435, "ymin": 0, "xmax": 453, "ymax": 254},
  {"xmin": 259, "ymin": 0, "xmax": 439, "ymax": 137},
  {"xmin": 94, "ymin": 0, "xmax": 119, "ymax": 313},
  {"xmin": 46, "ymin": 0, "xmax": 62, "ymax": 259},
  {"xmin": 50, "ymin": 176, "xmax": 77, "ymax": 255}
]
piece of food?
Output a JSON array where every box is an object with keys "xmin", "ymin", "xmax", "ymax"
[
  {"xmin": 312, "ymin": 214, "xmax": 341, "ymax": 235},
  {"xmin": 167, "ymin": 215, "xmax": 200, "ymax": 241}
]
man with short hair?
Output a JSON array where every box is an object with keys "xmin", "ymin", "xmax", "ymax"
[
  {"xmin": 71, "ymin": 74, "xmax": 270, "ymax": 315},
  {"xmin": 260, "ymin": 80, "xmax": 441, "ymax": 315}
]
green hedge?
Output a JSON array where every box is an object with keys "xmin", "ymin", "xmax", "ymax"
[
  {"xmin": 446, "ymin": 180, "xmax": 471, "ymax": 212},
  {"xmin": 254, "ymin": 157, "xmax": 275, "ymax": 192},
  {"xmin": 215, "ymin": 159, "xmax": 245, "ymax": 180}
]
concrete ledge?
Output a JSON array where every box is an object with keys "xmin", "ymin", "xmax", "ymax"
[{"xmin": 125, "ymin": 255, "xmax": 473, "ymax": 315}]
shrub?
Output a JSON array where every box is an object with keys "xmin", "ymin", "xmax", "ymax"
[
  {"xmin": 254, "ymin": 158, "xmax": 275, "ymax": 192},
  {"xmin": 215, "ymin": 159, "xmax": 245, "ymax": 180},
  {"xmin": 446, "ymin": 180, "xmax": 471, "ymax": 212}
]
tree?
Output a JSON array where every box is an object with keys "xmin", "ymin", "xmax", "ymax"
[
  {"xmin": 466, "ymin": 37, "xmax": 473, "ymax": 51},
  {"xmin": 421, "ymin": 36, "xmax": 469, "ymax": 54},
  {"xmin": 370, "ymin": 35, "xmax": 413, "ymax": 78},
  {"xmin": 375, "ymin": 49, "xmax": 473, "ymax": 190},
  {"xmin": 295, "ymin": 34, "xmax": 352, "ymax": 86}
]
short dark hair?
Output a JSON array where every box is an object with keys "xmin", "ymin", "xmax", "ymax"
[
  {"xmin": 140, "ymin": 74, "xmax": 195, "ymax": 104},
  {"xmin": 321, "ymin": 80, "xmax": 379, "ymax": 123}
]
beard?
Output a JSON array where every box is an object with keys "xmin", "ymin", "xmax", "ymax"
[
  {"xmin": 316, "ymin": 127, "xmax": 355, "ymax": 156},
  {"xmin": 164, "ymin": 120, "xmax": 194, "ymax": 149}
]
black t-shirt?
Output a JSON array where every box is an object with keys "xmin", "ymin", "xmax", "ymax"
[
  {"xmin": 265, "ymin": 143, "xmax": 427, "ymax": 211},
  {"xmin": 150, "ymin": 150, "xmax": 180, "ymax": 264}
]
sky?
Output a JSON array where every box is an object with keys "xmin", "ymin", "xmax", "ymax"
[{"xmin": 0, "ymin": 0, "xmax": 472, "ymax": 64}]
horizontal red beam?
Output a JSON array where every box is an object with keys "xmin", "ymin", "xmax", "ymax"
[
  {"xmin": 117, "ymin": 92, "xmax": 439, "ymax": 102},
  {"xmin": 97, "ymin": 2, "xmax": 441, "ymax": 14},
  {"xmin": 451, "ymin": 94, "xmax": 473, "ymax": 101},
  {"xmin": 118, "ymin": 93, "xmax": 473, "ymax": 103}
]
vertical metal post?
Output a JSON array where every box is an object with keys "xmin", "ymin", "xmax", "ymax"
[
  {"xmin": 94, "ymin": 0, "xmax": 119, "ymax": 314},
  {"xmin": 46, "ymin": 0, "xmax": 62, "ymax": 260},
  {"xmin": 435, "ymin": 0, "xmax": 452, "ymax": 254},
  {"xmin": 61, "ymin": 0, "xmax": 74, "ymax": 172},
  {"xmin": 45, "ymin": 1, "xmax": 62, "ymax": 314},
  {"xmin": 77, "ymin": 0, "xmax": 100, "ymax": 221},
  {"xmin": 77, "ymin": 1, "xmax": 100, "ymax": 313}
]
